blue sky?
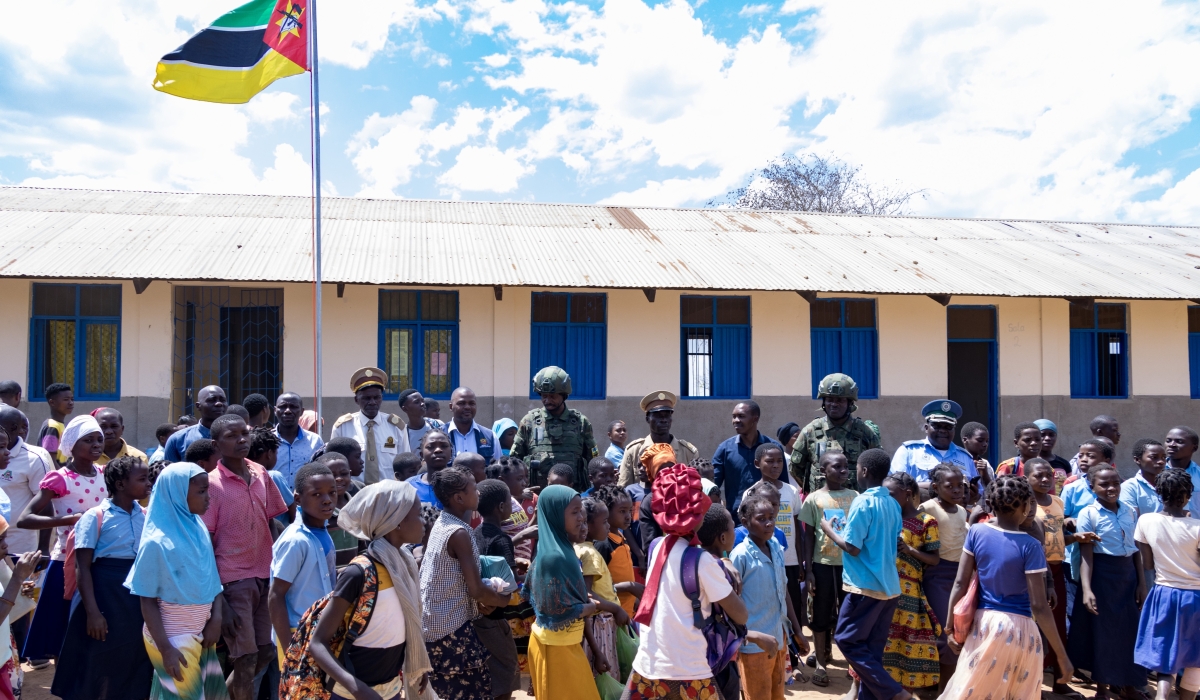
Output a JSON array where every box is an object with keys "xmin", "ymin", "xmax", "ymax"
[{"xmin": 3, "ymin": 0, "xmax": 1200, "ymax": 223}]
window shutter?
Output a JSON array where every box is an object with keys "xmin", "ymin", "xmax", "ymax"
[
  {"xmin": 1070, "ymin": 329, "xmax": 1097, "ymax": 398},
  {"xmin": 567, "ymin": 325, "xmax": 606, "ymax": 400},
  {"xmin": 713, "ymin": 326, "xmax": 750, "ymax": 397},
  {"xmin": 810, "ymin": 329, "xmax": 841, "ymax": 398},
  {"xmin": 842, "ymin": 328, "xmax": 879, "ymax": 399}
]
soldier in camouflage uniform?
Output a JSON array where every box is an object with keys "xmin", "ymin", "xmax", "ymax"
[
  {"xmin": 510, "ymin": 366, "xmax": 599, "ymax": 489},
  {"xmin": 790, "ymin": 373, "xmax": 881, "ymax": 493}
]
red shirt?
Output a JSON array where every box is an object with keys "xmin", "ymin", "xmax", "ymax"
[{"xmin": 202, "ymin": 460, "xmax": 288, "ymax": 583}]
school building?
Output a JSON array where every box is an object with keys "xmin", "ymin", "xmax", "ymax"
[{"xmin": 1, "ymin": 186, "xmax": 1198, "ymax": 468}]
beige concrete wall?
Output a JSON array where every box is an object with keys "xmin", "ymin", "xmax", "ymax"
[
  {"xmin": 878, "ymin": 295, "xmax": 947, "ymax": 396},
  {"xmin": 608, "ymin": 289, "xmax": 679, "ymax": 398},
  {"xmin": 1130, "ymin": 300, "xmax": 1190, "ymax": 396},
  {"xmin": 752, "ymin": 291, "xmax": 809, "ymax": 397},
  {"xmin": 0, "ymin": 279, "xmax": 31, "ymax": 385},
  {"xmin": 1040, "ymin": 298, "xmax": 1072, "ymax": 396}
]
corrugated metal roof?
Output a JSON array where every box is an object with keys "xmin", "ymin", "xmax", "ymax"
[{"xmin": 1, "ymin": 186, "xmax": 1198, "ymax": 298}]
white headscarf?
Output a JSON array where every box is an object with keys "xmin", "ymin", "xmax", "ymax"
[
  {"xmin": 337, "ymin": 481, "xmax": 436, "ymax": 700},
  {"xmin": 60, "ymin": 415, "xmax": 102, "ymax": 456}
]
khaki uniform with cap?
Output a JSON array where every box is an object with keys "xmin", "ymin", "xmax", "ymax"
[
  {"xmin": 331, "ymin": 367, "xmax": 409, "ymax": 484},
  {"xmin": 616, "ymin": 390, "xmax": 700, "ymax": 488}
]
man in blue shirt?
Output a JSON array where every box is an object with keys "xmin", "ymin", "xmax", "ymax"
[
  {"xmin": 712, "ymin": 400, "xmax": 785, "ymax": 520},
  {"xmin": 162, "ymin": 385, "xmax": 227, "ymax": 462},
  {"xmin": 1164, "ymin": 426, "xmax": 1200, "ymax": 519},
  {"xmin": 823, "ymin": 448, "xmax": 906, "ymax": 700},
  {"xmin": 273, "ymin": 392, "xmax": 324, "ymax": 488},
  {"xmin": 891, "ymin": 399, "xmax": 978, "ymax": 489}
]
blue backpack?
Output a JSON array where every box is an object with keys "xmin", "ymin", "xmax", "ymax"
[{"xmin": 648, "ymin": 538, "xmax": 746, "ymax": 674}]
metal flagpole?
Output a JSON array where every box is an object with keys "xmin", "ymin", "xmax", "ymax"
[{"xmin": 309, "ymin": 0, "xmax": 324, "ymax": 431}]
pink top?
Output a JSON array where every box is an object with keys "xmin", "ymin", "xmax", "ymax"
[
  {"xmin": 201, "ymin": 460, "xmax": 288, "ymax": 583},
  {"xmin": 39, "ymin": 467, "xmax": 108, "ymax": 560}
]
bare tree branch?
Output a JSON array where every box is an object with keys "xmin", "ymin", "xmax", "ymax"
[{"xmin": 711, "ymin": 154, "xmax": 925, "ymax": 215}]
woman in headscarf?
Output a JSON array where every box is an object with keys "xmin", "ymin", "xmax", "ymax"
[
  {"xmin": 526, "ymin": 484, "xmax": 601, "ymax": 699},
  {"xmin": 282, "ymin": 480, "xmax": 435, "ymax": 700},
  {"xmin": 125, "ymin": 462, "xmax": 227, "ymax": 700},
  {"xmin": 491, "ymin": 418, "xmax": 519, "ymax": 457},
  {"xmin": 0, "ymin": 510, "xmax": 41, "ymax": 700},
  {"xmin": 16, "ymin": 414, "xmax": 109, "ymax": 661}
]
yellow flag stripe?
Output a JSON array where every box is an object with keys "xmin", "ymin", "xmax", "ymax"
[{"xmin": 152, "ymin": 49, "xmax": 304, "ymax": 104}]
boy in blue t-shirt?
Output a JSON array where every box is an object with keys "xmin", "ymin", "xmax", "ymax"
[
  {"xmin": 268, "ymin": 462, "xmax": 338, "ymax": 665},
  {"xmin": 822, "ymin": 448, "xmax": 908, "ymax": 700}
]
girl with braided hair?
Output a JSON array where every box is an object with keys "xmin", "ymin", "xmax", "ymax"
[
  {"xmin": 940, "ymin": 475, "xmax": 1071, "ymax": 700},
  {"xmin": 1133, "ymin": 468, "xmax": 1200, "ymax": 700}
]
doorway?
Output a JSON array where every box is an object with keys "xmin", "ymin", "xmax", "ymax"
[{"xmin": 947, "ymin": 306, "xmax": 998, "ymax": 465}]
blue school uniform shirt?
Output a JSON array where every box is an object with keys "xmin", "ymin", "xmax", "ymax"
[
  {"xmin": 1061, "ymin": 477, "xmax": 1097, "ymax": 580},
  {"xmin": 269, "ymin": 470, "xmax": 295, "ymax": 526},
  {"xmin": 841, "ymin": 486, "xmax": 902, "ymax": 598},
  {"xmin": 74, "ymin": 499, "xmax": 146, "ymax": 560},
  {"xmin": 730, "ymin": 536, "xmax": 787, "ymax": 653},
  {"xmin": 605, "ymin": 443, "xmax": 625, "ymax": 465},
  {"xmin": 733, "ymin": 525, "xmax": 788, "ymax": 552},
  {"xmin": 1119, "ymin": 473, "xmax": 1162, "ymax": 519},
  {"xmin": 963, "ymin": 523, "xmax": 1047, "ymax": 617},
  {"xmin": 406, "ymin": 474, "xmax": 443, "ymax": 510},
  {"xmin": 1179, "ymin": 462, "xmax": 1200, "ymax": 520},
  {"xmin": 271, "ymin": 520, "xmax": 337, "ymax": 629},
  {"xmin": 1077, "ymin": 500, "xmax": 1138, "ymax": 557}
]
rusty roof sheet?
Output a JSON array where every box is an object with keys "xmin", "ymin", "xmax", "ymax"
[{"xmin": 1, "ymin": 186, "xmax": 1198, "ymax": 298}]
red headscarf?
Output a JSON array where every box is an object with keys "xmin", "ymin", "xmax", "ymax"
[{"xmin": 632, "ymin": 463, "xmax": 712, "ymax": 625}]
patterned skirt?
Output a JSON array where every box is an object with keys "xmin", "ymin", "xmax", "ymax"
[
  {"xmin": 426, "ymin": 620, "xmax": 492, "ymax": 700},
  {"xmin": 936, "ymin": 609, "xmax": 1043, "ymax": 700},
  {"xmin": 621, "ymin": 671, "xmax": 720, "ymax": 700},
  {"xmin": 584, "ymin": 612, "xmax": 620, "ymax": 682},
  {"xmin": 143, "ymin": 630, "xmax": 229, "ymax": 700},
  {"xmin": 884, "ymin": 573, "xmax": 942, "ymax": 689}
]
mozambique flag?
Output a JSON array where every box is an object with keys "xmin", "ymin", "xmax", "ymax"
[{"xmin": 153, "ymin": 0, "xmax": 309, "ymax": 104}]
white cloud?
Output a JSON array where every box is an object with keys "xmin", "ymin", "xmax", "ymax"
[
  {"xmin": 739, "ymin": 4, "xmax": 772, "ymax": 16},
  {"xmin": 482, "ymin": 53, "xmax": 512, "ymax": 67},
  {"xmin": 319, "ymin": 0, "xmax": 443, "ymax": 69},
  {"xmin": 439, "ymin": 145, "xmax": 533, "ymax": 191},
  {"xmin": 242, "ymin": 92, "xmax": 301, "ymax": 125}
]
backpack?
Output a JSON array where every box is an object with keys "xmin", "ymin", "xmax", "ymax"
[
  {"xmin": 279, "ymin": 555, "xmax": 381, "ymax": 700},
  {"xmin": 63, "ymin": 505, "xmax": 107, "ymax": 600},
  {"xmin": 647, "ymin": 538, "xmax": 746, "ymax": 675}
]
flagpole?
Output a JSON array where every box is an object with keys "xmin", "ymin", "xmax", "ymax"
[{"xmin": 308, "ymin": 0, "xmax": 324, "ymax": 433}]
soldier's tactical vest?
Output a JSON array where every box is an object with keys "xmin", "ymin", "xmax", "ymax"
[{"xmin": 528, "ymin": 409, "xmax": 587, "ymax": 486}]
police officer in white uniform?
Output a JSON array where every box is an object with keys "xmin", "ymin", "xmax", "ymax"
[
  {"xmin": 331, "ymin": 367, "xmax": 409, "ymax": 484},
  {"xmin": 890, "ymin": 399, "xmax": 978, "ymax": 489}
]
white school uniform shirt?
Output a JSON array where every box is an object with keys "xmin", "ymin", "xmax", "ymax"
[
  {"xmin": 1134, "ymin": 512, "xmax": 1200, "ymax": 590},
  {"xmin": 0, "ymin": 439, "xmax": 53, "ymax": 554},
  {"xmin": 742, "ymin": 480, "xmax": 801, "ymax": 566}
]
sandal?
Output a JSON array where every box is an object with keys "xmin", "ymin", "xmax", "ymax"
[
  {"xmin": 806, "ymin": 652, "xmax": 817, "ymax": 668},
  {"xmin": 812, "ymin": 670, "xmax": 830, "ymax": 687},
  {"xmin": 792, "ymin": 668, "xmax": 810, "ymax": 684}
]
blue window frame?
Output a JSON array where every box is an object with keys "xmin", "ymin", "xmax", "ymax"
[
  {"xmin": 529, "ymin": 293, "xmax": 607, "ymax": 400},
  {"xmin": 680, "ymin": 296, "xmax": 751, "ymax": 398},
  {"xmin": 1070, "ymin": 303, "xmax": 1128, "ymax": 398},
  {"xmin": 29, "ymin": 283, "xmax": 122, "ymax": 401},
  {"xmin": 378, "ymin": 290, "xmax": 458, "ymax": 401},
  {"xmin": 1189, "ymin": 306, "xmax": 1200, "ymax": 399},
  {"xmin": 809, "ymin": 298, "xmax": 879, "ymax": 399}
]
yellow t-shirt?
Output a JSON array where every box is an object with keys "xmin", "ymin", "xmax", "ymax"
[
  {"xmin": 918, "ymin": 499, "xmax": 967, "ymax": 562},
  {"xmin": 1036, "ymin": 495, "xmax": 1066, "ymax": 563},
  {"xmin": 575, "ymin": 541, "xmax": 620, "ymax": 605}
]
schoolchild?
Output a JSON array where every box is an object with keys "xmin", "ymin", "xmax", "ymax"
[
  {"xmin": 584, "ymin": 457, "xmax": 618, "ymax": 497},
  {"xmin": 0, "ymin": 521, "xmax": 38, "ymax": 700},
  {"xmin": 822, "ymin": 448, "xmax": 907, "ymax": 700},
  {"xmin": 52, "ymin": 455, "xmax": 153, "ymax": 700},
  {"xmin": 472, "ymin": 479, "xmax": 521, "ymax": 700},
  {"xmin": 577, "ymin": 497, "xmax": 629, "ymax": 683},
  {"xmin": 392, "ymin": 452, "xmax": 422, "ymax": 483},
  {"xmin": 798, "ymin": 450, "xmax": 858, "ymax": 687},
  {"xmin": 408, "ymin": 429, "xmax": 452, "ymax": 509},
  {"xmin": 1121, "ymin": 438, "xmax": 1166, "ymax": 519},
  {"xmin": 995, "ymin": 422, "xmax": 1043, "ymax": 478},
  {"xmin": 1034, "ymin": 420, "xmax": 1073, "ymax": 494},
  {"xmin": 318, "ymin": 451, "xmax": 363, "ymax": 565},
  {"xmin": 184, "ymin": 438, "xmax": 221, "ymax": 473},
  {"xmin": 419, "ymin": 467, "xmax": 510, "ymax": 699},
  {"xmin": 959, "ymin": 421, "xmax": 994, "ymax": 488},
  {"xmin": 1133, "ymin": 469, "xmax": 1200, "ymax": 700},
  {"xmin": 1069, "ymin": 464, "xmax": 1148, "ymax": 699},
  {"xmin": 916, "ymin": 463, "xmax": 966, "ymax": 689},
  {"xmin": 593, "ymin": 485, "xmax": 643, "ymax": 619},
  {"xmin": 881, "ymin": 473, "xmax": 940, "ymax": 692},
  {"xmin": 605, "ymin": 420, "xmax": 628, "ymax": 466},
  {"xmin": 745, "ymin": 443, "xmax": 804, "ymax": 631}
]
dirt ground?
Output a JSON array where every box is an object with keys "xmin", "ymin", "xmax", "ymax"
[{"xmin": 19, "ymin": 652, "xmax": 1107, "ymax": 700}]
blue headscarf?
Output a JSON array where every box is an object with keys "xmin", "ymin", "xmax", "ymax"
[
  {"xmin": 124, "ymin": 463, "xmax": 223, "ymax": 605},
  {"xmin": 492, "ymin": 418, "xmax": 518, "ymax": 457},
  {"xmin": 525, "ymin": 485, "xmax": 590, "ymax": 631}
]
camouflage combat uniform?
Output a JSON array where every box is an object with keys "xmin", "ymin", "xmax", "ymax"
[
  {"xmin": 789, "ymin": 415, "xmax": 881, "ymax": 493},
  {"xmin": 510, "ymin": 407, "xmax": 598, "ymax": 489}
]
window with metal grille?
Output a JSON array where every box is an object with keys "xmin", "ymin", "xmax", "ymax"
[
  {"xmin": 680, "ymin": 296, "xmax": 750, "ymax": 398},
  {"xmin": 1070, "ymin": 303, "xmax": 1128, "ymax": 398},
  {"xmin": 529, "ymin": 293, "xmax": 607, "ymax": 399},
  {"xmin": 379, "ymin": 290, "xmax": 458, "ymax": 400},
  {"xmin": 1189, "ymin": 306, "xmax": 1199, "ymax": 399},
  {"xmin": 29, "ymin": 284, "xmax": 121, "ymax": 400},
  {"xmin": 809, "ymin": 298, "xmax": 879, "ymax": 399}
]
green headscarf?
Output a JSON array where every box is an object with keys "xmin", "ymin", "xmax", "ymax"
[{"xmin": 526, "ymin": 485, "xmax": 590, "ymax": 631}]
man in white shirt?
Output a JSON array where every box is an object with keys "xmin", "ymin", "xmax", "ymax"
[
  {"xmin": 444, "ymin": 387, "xmax": 496, "ymax": 462},
  {"xmin": 0, "ymin": 407, "xmax": 52, "ymax": 555},
  {"xmin": 330, "ymin": 367, "xmax": 408, "ymax": 484}
]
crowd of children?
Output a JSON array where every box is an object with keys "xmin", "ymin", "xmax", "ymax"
[{"xmin": 0, "ymin": 380, "xmax": 1196, "ymax": 700}]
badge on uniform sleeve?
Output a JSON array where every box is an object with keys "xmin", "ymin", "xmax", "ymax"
[{"xmin": 384, "ymin": 437, "xmax": 395, "ymax": 449}]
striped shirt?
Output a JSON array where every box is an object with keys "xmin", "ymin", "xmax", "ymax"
[
  {"xmin": 158, "ymin": 601, "xmax": 211, "ymax": 638},
  {"xmin": 419, "ymin": 511, "xmax": 479, "ymax": 642}
]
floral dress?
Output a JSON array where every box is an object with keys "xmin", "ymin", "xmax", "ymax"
[{"xmin": 883, "ymin": 512, "xmax": 942, "ymax": 690}]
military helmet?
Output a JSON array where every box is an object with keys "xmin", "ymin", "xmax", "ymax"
[
  {"xmin": 532, "ymin": 366, "xmax": 572, "ymax": 396},
  {"xmin": 818, "ymin": 373, "xmax": 859, "ymax": 401}
]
